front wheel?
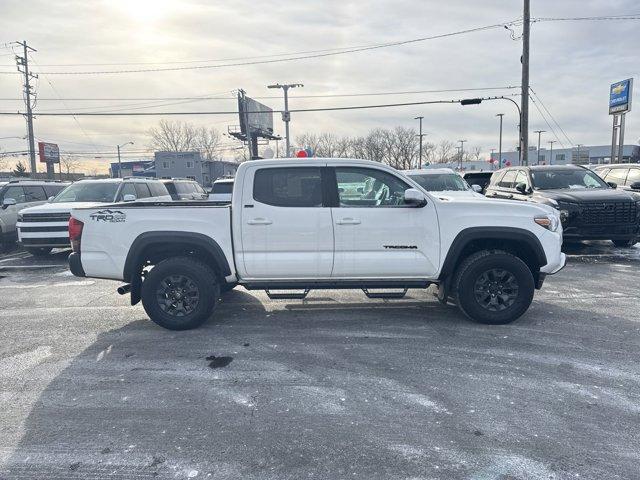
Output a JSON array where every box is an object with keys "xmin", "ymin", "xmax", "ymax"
[
  {"xmin": 141, "ymin": 257, "xmax": 219, "ymax": 330},
  {"xmin": 25, "ymin": 247, "xmax": 52, "ymax": 257},
  {"xmin": 454, "ymin": 250, "xmax": 534, "ymax": 325},
  {"xmin": 612, "ymin": 238, "xmax": 637, "ymax": 248}
]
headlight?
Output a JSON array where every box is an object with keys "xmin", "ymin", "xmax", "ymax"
[
  {"xmin": 534, "ymin": 214, "xmax": 560, "ymax": 232},
  {"xmin": 17, "ymin": 213, "xmax": 23, "ymax": 222}
]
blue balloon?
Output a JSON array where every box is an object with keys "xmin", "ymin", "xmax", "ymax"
[{"xmin": 305, "ymin": 147, "xmax": 313, "ymax": 157}]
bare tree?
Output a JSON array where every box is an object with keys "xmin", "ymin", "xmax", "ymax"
[
  {"xmin": 148, "ymin": 120, "xmax": 222, "ymax": 161},
  {"xmin": 435, "ymin": 140, "xmax": 455, "ymax": 164},
  {"xmin": 470, "ymin": 146, "xmax": 482, "ymax": 162},
  {"xmin": 194, "ymin": 126, "xmax": 222, "ymax": 161},
  {"xmin": 60, "ymin": 155, "xmax": 80, "ymax": 178},
  {"xmin": 0, "ymin": 149, "xmax": 7, "ymax": 173}
]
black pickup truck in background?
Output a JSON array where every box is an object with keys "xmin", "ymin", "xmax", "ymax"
[{"xmin": 485, "ymin": 165, "xmax": 640, "ymax": 247}]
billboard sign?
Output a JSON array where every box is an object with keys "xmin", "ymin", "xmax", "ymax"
[
  {"xmin": 38, "ymin": 142, "xmax": 60, "ymax": 164},
  {"xmin": 238, "ymin": 95, "xmax": 274, "ymax": 137},
  {"xmin": 609, "ymin": 78, "xmax": 633, "ymax": 114}
]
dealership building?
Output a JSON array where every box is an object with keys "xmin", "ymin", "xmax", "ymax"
[
  {"xmin": 490, "ymin": 144, "xmax": 640, "ymax": 167},
  {"xmin": 110, "ymin": 152, "xmax": 238, "ymax": 187}
]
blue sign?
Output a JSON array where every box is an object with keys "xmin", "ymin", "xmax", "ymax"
[{"xmin": 609, "ymin": 78, "xmax": 633, "ymax": 114}]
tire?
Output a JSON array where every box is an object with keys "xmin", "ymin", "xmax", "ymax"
[
  {"xmin": 25, "ymin": 247, "xmax": 53, "ymax": 257},
  {"xmin": 141, "ymin": 256, "xmax": 220, "ymax": 330},
  {"xmin": 612, "ymin": 238, "xmax": 637, "ymax": 248},
  {"xmin": 453, "ymin": 250, "xmax": 535, "ymax": 325}
]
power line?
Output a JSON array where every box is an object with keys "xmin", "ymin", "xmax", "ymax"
[
  {"xmin": 0, "ymin": 94, "xmax": 520, "ymax": 116},
  {"xmin": 528, "ymin": 95, "xmax": 566, "ymax": 149},
  {"xmin": 0, "ymin": 86, "xmax": 522, "ymax": 102},
  {"xmin": 529, "ymin": 87, "xmax": 573, "ymax": 146},
  {"xmin": 0, "ymin": 21, "xmax": 519, "ymax": 75}
]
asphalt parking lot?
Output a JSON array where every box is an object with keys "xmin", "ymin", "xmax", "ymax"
[{"xmin": 0, "ymin": 244, "xmax": 639, "ymax": 480}]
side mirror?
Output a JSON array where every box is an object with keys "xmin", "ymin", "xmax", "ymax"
[
  {"xmin": 630, "ymin": 181, "xmax": 640, "ymax": 191},
  {"xmin": 404, "ymin": 188, "xmax": 427, "ymax": 207},
  {"xmin": 471, "ymin": 184, "xmax": 482, "ymax": 193},
  {"xmin": 2, "ymin": 198, "xmax": 16, "ymax": 209},
  {"xmin": 48, "ymin": 196, "xmax": 55, "ymax": 202},
  {"xmin": 123, "ymin": 194, "xmax": 137, "ymax": 202},
  {"xmin": 607, "ymin": 181, "xmax": 617, "ymax": 189},
  {"xmin": 515, "ymin": 182, "xmax": 529, "ymax": 194}
]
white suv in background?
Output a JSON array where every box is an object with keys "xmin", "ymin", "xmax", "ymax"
[
  {"xmin": 1, "ymin": 180, "xmax": 70, "ymax": 251},
  {"xmin": 17, "ymin": 177, "xmax": 171, "ymax": 256}
]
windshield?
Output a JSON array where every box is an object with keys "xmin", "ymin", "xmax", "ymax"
[
  {"xmin": 531, "ymin": 169, "xmax": 608, "ymax": 190},
  {"xmin": 409, "ymin": 173, "xmax": 469, "ymax": 192},
  {"xmin": 53, "ymin": 182, "xmax": 120, "ymax": 203},
  {"xmin": 212, "ymin": 182, "xmax": 233, "ymax": 194}
]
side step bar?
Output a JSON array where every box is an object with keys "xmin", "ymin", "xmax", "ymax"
[
  {"xmin": 362, "ymin": 288, "xmax": 408, "ymax": 299},
  {"xmin": 265, "ymin": 289, "xmax": 310, "ymax": 300}
]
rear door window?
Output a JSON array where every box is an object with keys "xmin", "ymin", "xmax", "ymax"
[
  {"xmin": 253, "ymin": 168, "xmax": 323, "ymax": 207},
  {"xmin": 118, "ymin": 183, "xmax": 136, "ymax": 200},
  {"xmin": 23, "ymin": 186, "xmax": 47, "ymax": 202},
  {"xmin": 44, "ymin": 184, "xmax": 66, "ymax": 197},
  {"xmin": 134, "ymin": 183, "xmax": 151, "ymax": 199},
  {"xmin": 604, "ymin": 168, "xmax": 629, "ymax": 186},
  {"xmin": 149, "ymin": 183, "xmax": 170, "ymax": 197},
  {"xmin": 488, "ymin": 171, "xmax": 505, "ymax": 187},
  {"xmin": 498, "ymin": 170, "xmax": 518, "ymax": 189}
]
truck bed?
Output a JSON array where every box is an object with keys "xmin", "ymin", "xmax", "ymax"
[{"xmin": 71, "ymin": 201, "xmax": 234, "ymax": 281}]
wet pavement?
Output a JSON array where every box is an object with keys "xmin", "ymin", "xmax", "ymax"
[{"xmin": 0, "ymin": 243, "xmax": 639, "ymax": 479}]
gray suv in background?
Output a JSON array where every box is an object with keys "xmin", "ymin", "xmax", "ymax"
[{"xmin": 0, "ymin": 180, "xmax": 69, "ymax": 250}]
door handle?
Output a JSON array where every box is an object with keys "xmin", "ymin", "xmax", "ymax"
[
  {"xmin": 506, "ymin": 194, "xmax": 513, "ymax": 199},
  {"xmin": 247, "ymin": 218, "xmax": 272, "ymax": 225},
  {"xmin": 336, "ymin": 218, "xmax": 361, "ymax": 225}
]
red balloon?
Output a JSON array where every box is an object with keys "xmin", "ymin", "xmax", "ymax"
[
  {"xmin": 296, "ymin": 150, "xmax": 308, "ymax": 158},
  {"xmin": 505, "ymin": 161, "xmax": 512, "ymax": 167}
]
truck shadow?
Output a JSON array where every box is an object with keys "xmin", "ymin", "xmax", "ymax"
[{"xmin": 2, "ymin": 293, "xmax": 639, "ymax": 479}]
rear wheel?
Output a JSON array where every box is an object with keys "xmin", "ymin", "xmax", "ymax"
[
  {"xmin": 25, "ymin": 247, "xmax": 52, "ymax": 257},
  {"xmin": 454, "ymin": 250, "xmax": 534, "ymax": 325},
  {"xmin": 141, "ymin": 257, "xmax": 219, "ymax": 330},
  {"xmin": 612, "ymin": 238, "xmax": 637, "ymax": 248}
]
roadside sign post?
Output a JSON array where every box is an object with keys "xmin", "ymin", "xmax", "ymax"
[
  {"xmin": 609, "ymin": 78, "xmax": 633, "ymax": 163},
  {"xmin": 37, "ymin": 141, "xmax": 59, "ymax": 179}
]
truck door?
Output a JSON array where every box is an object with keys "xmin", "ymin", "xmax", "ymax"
[
  {"xmin": 329, "ymin": 165, "xmax": 439, "ymax": 278},
  {"xmin": 238, "ymin": 165, "xmax": 334, "ymax": 279}
]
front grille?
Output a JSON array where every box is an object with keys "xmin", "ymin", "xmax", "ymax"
[
  {"xmin": 20, "ymin": 212, "xmax": 71, "ymax": 223},
  {"xmin": 580, "ymin": 201, "xmax": 637, "ymax": 225},
  {"xmin": 19, "ymin": 225, "xmax": 69, "ymax": 233},
  {"xmin": 20, "ymin": 237, "xmax": 70, "ymax": 246}
]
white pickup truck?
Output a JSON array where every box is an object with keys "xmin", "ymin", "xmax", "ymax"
[{"xmin": 68, "ymin": 158, "xmax": 565, "ymax": 330}]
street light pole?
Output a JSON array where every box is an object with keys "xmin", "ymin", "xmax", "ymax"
[
  {"xmin": 414, "ymin": 116, "xmax": 424, "ymax": 169},
  {"xmin": 496, "ymin": 113, "xmax": 504, "ymax": 168},
  {"xmin": 267, "ymin": 83, "xmax": 303, "ymax": 157},
  {"xmin": 458, "ymin": 139, "xmax": 467, "ymax": 170},
  {"xmin": 116, "ymin": 141, "xmax": 134, "ymax": 178},
  {"xmin": 548, "ymin": 140, "xmax": 555, "ymax": 165},
  {"xmin": 534, "ymin": 130, "xmax": 545, "ymax": 165},
  {"xmin": 521, "ymin": 0, "xmax": 531, "ymax": 166}
]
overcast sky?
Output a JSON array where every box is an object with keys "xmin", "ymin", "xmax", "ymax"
[{"xmin": 1, "ymin": 0, "xmax": 639, "ymax": 172}]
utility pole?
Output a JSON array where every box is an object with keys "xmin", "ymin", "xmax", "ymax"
[
  {"xmin": 521, "ymin": 0, "xmax": 531, "ymax": 166},
  {"xmin": 575, "ymin": 144, "xmax": 583, "ymax": 165},
  {"xmin": 267, "ymin": 83, "xmax": 303, "ymax": 157},
  {"xmin": 534, "ymin": 130, "xmax": 545, "ymax": 165},
  {"xmin": 14, "ymin": 40, "xmax": 39, "ymax": 177},
  {"xmin": 548, "ymin": 140, "xmax": 555, "ymax": 165},
  {"xmin": 116, "ymin": 141, "xmax": 134, "ymax": 178},
  {"xmin": 496, "ymin": 113, "xmax": 504, "ymax": 168},
  {"xmin": 414, "ymin": 116, "xmax": 424, "ymax": 169},
  {"xmin": 458, "ymin": 139, "xmax": 467, "ymax": 170}
]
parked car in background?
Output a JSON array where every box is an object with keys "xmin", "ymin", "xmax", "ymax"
[
  {"xmin": 0, "ymin": 180, "xmax": 69, "ymax": 250},
  {"xmin": 161, "ymin": 178, "xmax": 208, "ymax": 201},
  {"xmin": 462, "ymin": 171, "xmax": 493, "ymax": 193},
  {"xmin": 209, "ymin": 178, "xmax": 234, "ymax": 202},
  {"xmin": 592, "ymin": 164, "xmax": 640, "ymax": 192},
  {"xmin": 485, "ymin": 165, "xmax": 640, "ymax": 247},
  {"xmin": 403, "ymin": 168, "xmax": 484, "ymax": 199},
  {"xmin": 17, "ymin": 177, "xmax": 171, "ymax": 256}
]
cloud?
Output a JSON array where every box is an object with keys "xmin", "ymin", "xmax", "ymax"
[{"xmin": 0, "ymin": 0, "xmax": 638, "ymax": 172}]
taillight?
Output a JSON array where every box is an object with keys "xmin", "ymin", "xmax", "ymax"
[{"xmin": 69, "ymin": 217, "xmax": 84, "ymax": 252}]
